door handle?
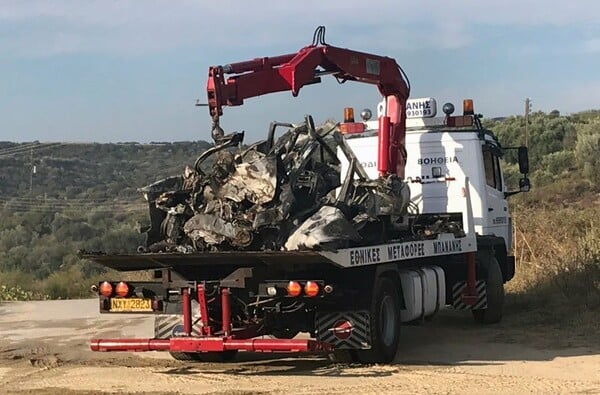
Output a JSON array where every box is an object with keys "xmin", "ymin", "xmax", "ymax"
[{"xmin": 488, "ymin": 208, "xmax": 494, "ymax": 212}]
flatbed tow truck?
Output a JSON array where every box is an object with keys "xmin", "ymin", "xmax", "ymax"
[{"xmin": 83, "ymin": 27, "xmax": 530, "ymax": 364}]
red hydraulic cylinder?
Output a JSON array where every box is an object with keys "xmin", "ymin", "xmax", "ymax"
[
  {"xmin": 462, "ymin": 251, "xmax": 478, "ymax": 306},
  {"xmin": 221, "ymin": 288, "xmax": 232, "ymax": 336},
  {"xmin": 198, "ymin": 283, "xmax": 211, "ymax": 336},
  {"xmin": 182, "ymin": 288, "xmax": 192, "ymax": 335},
  {"xmin": 223, "ymin": 53, "xmax": 296, "ymax": 74},
  {"xmin": 378, "ymin": 116, "xmax": 391, "ymax": 176}
]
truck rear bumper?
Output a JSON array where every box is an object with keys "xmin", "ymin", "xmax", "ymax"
[{"xmin": 90, "ymin": 337, "xmax": 334, "ymax": 353}]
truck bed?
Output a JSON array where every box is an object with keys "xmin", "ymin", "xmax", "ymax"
[
  {"xmin": 80, "ymin": 250, "xmax": 329, "ymax": 271},
  {"xmin": 81, "ymin": 232, "xmax": 477, "ymax": 271}
]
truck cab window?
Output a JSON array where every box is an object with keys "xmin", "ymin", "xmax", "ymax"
[
  {"xmin": 493, "ymin": 154, "xmax": 503, "ymax": 192},
  {"xmin": 483, "ymin": 150, "xmax": 496, "ymax": 188},
  {"xmin": 483, "ymin": 148, "xmax": 503, "ymax": 192}
]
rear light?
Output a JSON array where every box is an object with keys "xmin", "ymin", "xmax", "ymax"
[
  {"xmin": 446, "ymin": 115, "xmax": 473, "ymax": 127},
  {"xmin": 463, "ymin": 99, "xmax": 474, "ymax": 115},
  {"xmin": 115, "ymin": 281, "xmax": 130, "ymax": 297},
  {"xmin": 344, "ymin": 107, "xmax": 355, "ymax": 123},
  {"xmin": 99, "ymin": 281, "xmax": 113, "ymax": 297},
  {"xmin": 304, "ymin": 281, "xmax": 320, "ymax": 298},
  {"xmin": 340, "ymin": 122, "xmax": 366, "ymax": 134},
  {"xmin": 287, "ymin": 281, "xmax": 302, "ymax": 297}
]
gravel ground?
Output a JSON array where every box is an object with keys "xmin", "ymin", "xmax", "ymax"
[{"xmin": 0, "ymin": 299, "xmax": 598, "ymax": 394}]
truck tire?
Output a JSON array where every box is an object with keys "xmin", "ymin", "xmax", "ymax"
[
  {"xmin": 329, "ymin": 349, "xmax": 356, "ymax": 364},
  {"xmin": 169, "ymin": 351, "xmax": 238, "ymax": 362},
  {"xmin": 354, "ymin": 276, "xmax": 401, "ymax": 364},
  {"xmin": 170, "ymin": 352, "xmax": 201, "ymax": 361},
  {"xmin": 472, "ymin": 256, "xmax": 504, "ymax": 324},
  {"xmin": 270, "ymin": 328, "xmax": 300, "ymax": 339}
]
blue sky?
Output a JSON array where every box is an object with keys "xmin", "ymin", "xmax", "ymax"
[{"xmin": 1, "ymin": 0, "xmax": 599, "ymax": 143}]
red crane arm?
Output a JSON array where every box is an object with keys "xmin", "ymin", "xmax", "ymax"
[{"xmin": 206, "ymin": 41, "xmax": 410, "ymax": 177}]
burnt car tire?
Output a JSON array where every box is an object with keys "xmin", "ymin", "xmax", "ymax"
[
  {"xmin": 170, "ymin": 351, "xmax": 238, "ymax": 362},
  {"xmin": 354, "ymin": 276, "xmax": 401, "ymax": 364},
  {"xmin": 472, "ymin": 256, "xmax": 504, "ymax": 324}
]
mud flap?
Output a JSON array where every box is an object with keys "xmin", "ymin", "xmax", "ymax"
[
  {"xmin": 452, "ymin": 280, "xmax": 487, "ymax": 310},
  {"xmin": 315, "ymin": 311, "xmax": 371, "ymax": 350},
  {"xmin": 154, "ymin": 300, "xmax": 202, "ymax": 338}
]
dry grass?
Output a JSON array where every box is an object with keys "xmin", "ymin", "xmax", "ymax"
[{"xmin": 506, "ymin": 200, "xmax": 600, "ymax": 329}]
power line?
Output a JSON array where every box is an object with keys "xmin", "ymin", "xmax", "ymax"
[
  {"xmin": 0, "ymin": 200, "xmax": 146, "ymax": 208},
  {"xmin": 0, "ymin": 199, "xmax": 146, "ymax": 210},
  {"xmin": 0, "ymin": 142, "xmax": 58, "ymax": 156},
  {"xmin": 0, "ymin": 196, "xmax": 146, "ymax": 207},
  {"xmin": 0, "ymin": 143, "xmax": 66, "ymax": 159},
  {"xmin": 0, "ymin": 142, "xmax": 45, "ymax": 156},
  {"xmin": 0, "ymin": 206, "xmax": 146, "ymax": 213},
  {"xmin": 0, "ymin": 196, "xmax": 144, "ymax": 204}
]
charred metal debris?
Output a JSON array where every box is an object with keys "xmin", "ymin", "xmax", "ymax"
[{"xmin": 138, "ymin": 115, "xmax": 413, "ymax": 253}]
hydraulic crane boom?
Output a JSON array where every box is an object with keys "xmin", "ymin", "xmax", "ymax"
[{"xmin": 206, "ymin": 26, "xmax": 410, "ymax": 178}]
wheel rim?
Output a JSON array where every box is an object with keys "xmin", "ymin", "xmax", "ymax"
[{"xmin": 379, "ymin": 294, "xmax": 397, "ymax": 347}]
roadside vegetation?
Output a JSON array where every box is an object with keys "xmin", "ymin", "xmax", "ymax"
[
  {"xmin": 485, "ymin": 110, "xmax": 600, "ymax": 327},
  {"xmin": 1, "ymin": 111, "xmax": 599, "ymax": 328},
  {"xmin": 506, "ymin": 202, "xmax": 599, "ymax": 328}
]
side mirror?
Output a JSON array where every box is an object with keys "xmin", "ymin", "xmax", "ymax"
[
  {"xmin": 518, "ymin": 146, "xmax": 529, "ymax": 174},
  {"xmin": 519, "ymin": 177, "xmax": 531, "ymax": 193}
]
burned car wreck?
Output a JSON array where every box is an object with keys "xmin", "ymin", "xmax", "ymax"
[{"xmin": 138, "ymin": 115, "xmax": 411, "ymax": 253}]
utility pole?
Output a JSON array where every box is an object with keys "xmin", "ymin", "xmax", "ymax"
[
  {"xmin": 516, "ymin": 98, "xmax": 532, "ymax": 265},
  {"xmin": 29, "ymin": 147, "xmax": 37, "ymax": 196},
  {"xmin": 525, "ymin": 98, "xmax": 532, "ymax": 146},
  {"xmin": 29, "ymin": 147, "xmax": 33, "ymax": 195}
]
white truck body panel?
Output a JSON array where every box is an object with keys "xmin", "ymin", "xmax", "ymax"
[
  {"xmin": 339, "ymin": 127, "xmax": 511, "ymax": 251},
  {"xmin": 319, "ymin": 232, "xmax": 477, "ymax": 268}
]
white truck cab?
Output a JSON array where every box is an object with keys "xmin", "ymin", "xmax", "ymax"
[{"xmin": 340, "ymin": 98, "xmax": 531, "ymax": 282}]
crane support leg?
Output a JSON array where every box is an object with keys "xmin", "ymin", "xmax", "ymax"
[{"xmin": 462, "ymin": 251, "xmax": 478, "ymax": 306}]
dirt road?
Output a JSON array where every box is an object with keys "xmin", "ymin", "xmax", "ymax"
[{"xmin": 0, "ymin": 299, "xmax": 598, "ymax": 394}]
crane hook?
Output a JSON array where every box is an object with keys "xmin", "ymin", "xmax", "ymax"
[{"xmin": 211, "ymin": 115, "xmax": 225, "ymax": 143}]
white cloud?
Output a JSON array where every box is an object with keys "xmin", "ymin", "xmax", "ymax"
[{"xmin": 1, "ymin": 0, "xmax": 599, "ymax": 57}]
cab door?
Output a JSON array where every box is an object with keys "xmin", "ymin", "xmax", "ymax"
[{"xmin": 481, "ymin": 145, "xmax": 510, "ymax": 248}]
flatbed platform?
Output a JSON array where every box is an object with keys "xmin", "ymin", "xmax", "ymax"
[{"xmin": 81, "ymin": 232, "xmax": 476, "ymax": 271}]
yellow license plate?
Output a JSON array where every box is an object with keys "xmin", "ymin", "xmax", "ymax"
[{"xmin": 110, "ymin": 298, "xmax": 153, "ymax": 312}]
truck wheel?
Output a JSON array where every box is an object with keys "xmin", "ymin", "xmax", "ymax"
[
  {"xmin": 329, "ymin": 349, "xmax": 357, "ymax": 364},
  {"xmin": 170, "ymin": 352, "xmax": 201, "ymax": 361},
  {"xmin": 270, "ymin": 328, "xmax": 300, "ymax": 339},
  {"xmin": 170, "ymin": 351, "xmax": 237, "ymax": 362},
  {"xmin": 355, "ymin": 276, "xmax": 401, "ymax": 364},
  {"xmin": 472, "ymin": 256, "xmax": 504, "ymax": 324}
]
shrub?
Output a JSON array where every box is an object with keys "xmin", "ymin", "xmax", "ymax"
[
  {"xmin": 0, "ymin": 284, "xmax": 49, "ymax": 301},
  {"xmin": 575, "ymin": 119, "xmax": 600, "ymax": 184}
]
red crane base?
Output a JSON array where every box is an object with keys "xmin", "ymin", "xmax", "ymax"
[{"xmin": 90, "ymin": 337, "xmax": 334, "ymax": 353}]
